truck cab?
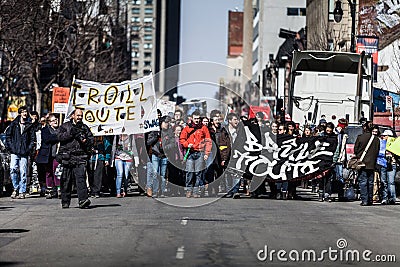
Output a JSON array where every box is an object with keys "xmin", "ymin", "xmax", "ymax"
[{"xmin": 288, "ymin": 51, "xmax": 372, "ymax": 125}]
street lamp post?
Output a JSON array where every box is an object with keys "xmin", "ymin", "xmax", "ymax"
[{"xmin": 333, "ymin": 0, "xmax": 356, "ymax": 53}]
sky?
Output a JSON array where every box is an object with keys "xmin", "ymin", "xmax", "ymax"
[{"xmin": 179, "ymin": 0, "xmax": 243, "ymax": 102}]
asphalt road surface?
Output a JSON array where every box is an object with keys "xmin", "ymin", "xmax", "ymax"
[{"xmin": 0, "ymin": 190, "xmax": 399, "ymax": 267}]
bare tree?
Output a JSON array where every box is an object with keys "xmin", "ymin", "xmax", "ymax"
[
  {"xmin": 0, "ymin": 0, "xmax": 129, "ymax": 122},
  {"xmin": 307, "ymin": 16, "xmax": 349, "ymax": 51}
]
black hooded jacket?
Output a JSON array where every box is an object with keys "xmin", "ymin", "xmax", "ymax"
[{"xmin": 5, "ymin": 116, "xmax": 36, "ymax": 156}]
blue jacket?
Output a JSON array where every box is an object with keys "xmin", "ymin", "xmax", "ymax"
[
  {"xmin": 5, "ymin": 116, "xmax": 36, "ymax": 156},
  {"xmin": 376, "ymin": 139, "xmax": 387, "ymax": 167}
]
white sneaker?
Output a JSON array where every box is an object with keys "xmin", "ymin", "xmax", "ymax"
[{"xmin": 11, "ymin": 190, "xmax": 18, "ymax": 199}]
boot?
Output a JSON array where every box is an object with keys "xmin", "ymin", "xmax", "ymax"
[
  {"xmin": 282, "ymin": 191, "xmax": 288, "ymax": 200},
  {"xmin": 318, "ymin": 191, "xmax": 324, "ymax": 202}
]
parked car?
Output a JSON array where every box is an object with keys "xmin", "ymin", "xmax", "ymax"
[{"xmin": 0, "ymin": 133, "xmax": 12, "ymax": 197}]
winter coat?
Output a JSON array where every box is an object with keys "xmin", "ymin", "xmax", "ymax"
[
  {"xmin": 333, "ymin": 130, "xmax": 348, "ymax": 164},
  {"xmin": 209, "ymin": 125, "xmax": 231, "ymax": 163},
  {"xmin": 147, "ymin": 129, "xmax": 169, "ymax": 158},
  {"xmin": 354, "ymin": 133, "xmax": 380, "ymax": 170},
  {"xmin": 56, "ymin": 121, "xmax": 94, "ymax": 164},
  {"xmin": 163, "ymin": 129, "xmax": 183, "ymax": 164},
  {"xmin": 110, "ymin": 135, "xmax": 138, "ymax": 163},
  {"xmin": 5, "ymin": 116, "xmax": 36, "ymax": 157},
  {"xmin": 180, "ymin": 123, "xmax": 212, "ymax": 155},
  {"xmin": 36, "ymin": 125, "xmax": 59, "ymax": 164}
]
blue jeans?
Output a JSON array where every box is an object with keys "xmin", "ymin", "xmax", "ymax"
[
  {"xmin": 358, "ymin": 169, "xmax": 374, "ymax": 204},
  {"xmin": 276, "ymin": 181, "xmax": 288, "ymax": 192},
  {"xmin": 115, "ymin": 159, "xmax": 132, "ymax": 195},
  {"xmin": 380, "ymin": 164, "xmax": 397, "ymax": 202},
  {"xmin": 10, "ymin": 154, "xmax": 28, "ymax": 193},
  {"xmin": 335, "ymin": 164, "xmax": 345, "ymax": 198},
  {"xmin": 185, "ymin": 151, "xmax": 204, "ymax": 194},
  {"xmin": 146, "ymin": 161, "xmax": 156, "ymax": 192},
  {"xmin": 335, "ymin": 164, "xmax": 344, "ymax": 183},
  {"xmin": 150, "ymin": 155, "xmax": 168, "ymax": 195}
]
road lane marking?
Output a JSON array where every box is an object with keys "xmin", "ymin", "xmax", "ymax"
[
  {"xmin": 181, "ymin": 217, "xmax": 189, "ymax": 225},
  {"xmin": 176, "ymin": 246, "xmax": 185, "ymax": 259}
]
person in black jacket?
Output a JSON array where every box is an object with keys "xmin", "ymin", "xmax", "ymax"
[
  {"xmin": 56, "ymin": 108, "xmax": 94, "ymax": 209},
  {"xmin": 5, "ymin": 106, "xmax": 36, "ymax": 199},
  {"xmin": 36, "ymin": 113, "xmax": 60, "ymax": 199},
  {"xmin": 147, "ymin": 115, "xmax": 171, "ymax": 197},
  {"xmin": 354, "ymin": 121, "xmax": 380, "ymax": 206}
]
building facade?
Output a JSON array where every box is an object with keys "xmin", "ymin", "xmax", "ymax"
[
  {"xmin": 128, "ymin": 0, "xmax": 157, "ymax": 79},
  {"xmin": 253, "ymin": 0, "xmax": 306, "ymax": 83}
]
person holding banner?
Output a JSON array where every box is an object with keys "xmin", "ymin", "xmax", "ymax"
[
  {"xmin": 56, "ymin": 108, "xmax": 94, "ymax": 209},
  {"xmin": 112, "ymin": 134, "xmax": 138, "ymax": 198},
  {"xmin": 88, "ymin": 136, "xmax": 112, "ymax": 198},
  {"xmin": 147, "ymin": 116, "xmax": 171, "ymax": 198},
  {"xmin": 332, "ymin": 119, "xmax": 348, "ymax": 201},
  {"xmin": 164, "ymin": 124, "xmax": 185, "ymax": 197}
]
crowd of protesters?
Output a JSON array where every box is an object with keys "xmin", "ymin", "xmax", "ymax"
[{"xmin": 1, "ymin": 105, "xmax": 399, "ymax": 208}]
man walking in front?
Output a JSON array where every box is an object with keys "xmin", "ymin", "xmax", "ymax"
[
  {"xmin": 5, "ymin": 106, "xmax": 36, "ymax": 199},
  {"xmin": 354, "ymin": 121, "xmax": 380, "ymax": 206},
  {"xmin": 180, "ymin": 110, "xmax": 211, "ymax": 198},
  {"xmin": 56, "ymin": 108, "xmax": 94, "ymax": 208}
]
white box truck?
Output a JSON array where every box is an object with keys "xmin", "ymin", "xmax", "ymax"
[{"xmin": 288, "ymin": 51, "xmax": 372, "ymax": 125}]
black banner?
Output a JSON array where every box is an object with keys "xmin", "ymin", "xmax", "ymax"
[{"xmin": 229, "ymin": 125, "xmax": 338, "ymax": 181}]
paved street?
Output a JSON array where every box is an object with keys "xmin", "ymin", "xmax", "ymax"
[{"xmin": 0, "ymin": 190, "xmax": 399, "ymax": 267}]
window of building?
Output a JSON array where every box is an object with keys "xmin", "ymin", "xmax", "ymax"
[
  {"xmin": 144, "ymin": 17, "xmax": 153, "ymax": 23},
  {"xmin": 145, "ymin": 8, "xmax": 153, "ymax": 14},
  {"xmin": 287, "ymin": 7, "xmax": 306, "ymax": 16},
  {"xmin": 131, "ymin": 8, "xmax": 140, "ymax": 14},
  {"xmin": 145, "ymin": 0, "xmax": 153, "ymax": 5},
  {"xmin": 132, "ymin": 42, "xmax": 139, "ymax": 49},
  {"xmin": 328, "ymin": 0, "xmax": 335, "ymax": 21},
  {"xmin": 253, "ymin": 22, "xmax": 259, "ymax": 41},
  {"xmin": 252, "ymin": 47, "xmax": 258, "ymax": 65},
  {"xmin": 132, "ymin": 0, "xmax": 141, "ymax": 5},
  {"xmin": 144, "ymin": 26, "xmax": 153, "ymax": 32},
  {"xmin": 132, "ymin": 69, "xmax": 138, "ymax": 75},
  {"xmin": 132, "ymin": 51, "xmax": 140, "ymax": 58},
  {"xmin": 144, "ymin": 34, "xmax": 153, "ymax": 41},
  {"xmin": 144, "ymin": 61, "xmax": 151, "ymax": 66},
  {"xmin": 143, "ymin": 43, "xmax": 153, "ymax": 49},
  {"xmin": 131, "ymin": 17, "xmax": 140, "ymax": 23},
  {"xmin": 143, "ymin": 69, "xmax": 151, "ymax": 75},
  {"xmin": 328, "ymin": 39, "xmax": 334, "ymax": 51},
  {"xmin": 234, "ymin": 69, "xmax": 241, "ymax": 77},
  {"xmin": 132, "ymin": 61, "xmax": 139, "ymax": 67},
  {"xmin": 144, "ymin": 52, "xmax": 151, "ymax": 58},
  {"xmin": 131, "ymin": 25, "xmax": 140, "ymax": 32}
]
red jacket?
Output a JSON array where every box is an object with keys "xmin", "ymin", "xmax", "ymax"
[{"xmin": 180, "ymin": 124, "xmax": 212, "ymax": 156}]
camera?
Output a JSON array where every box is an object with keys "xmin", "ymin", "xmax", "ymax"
[
  {"xmin": 76, "ymin": 132, "xmax": 86, "ymax": 143},
  {"xmin": 72, "ymin": 122, "xmax": 86, "ymax": 143}
]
